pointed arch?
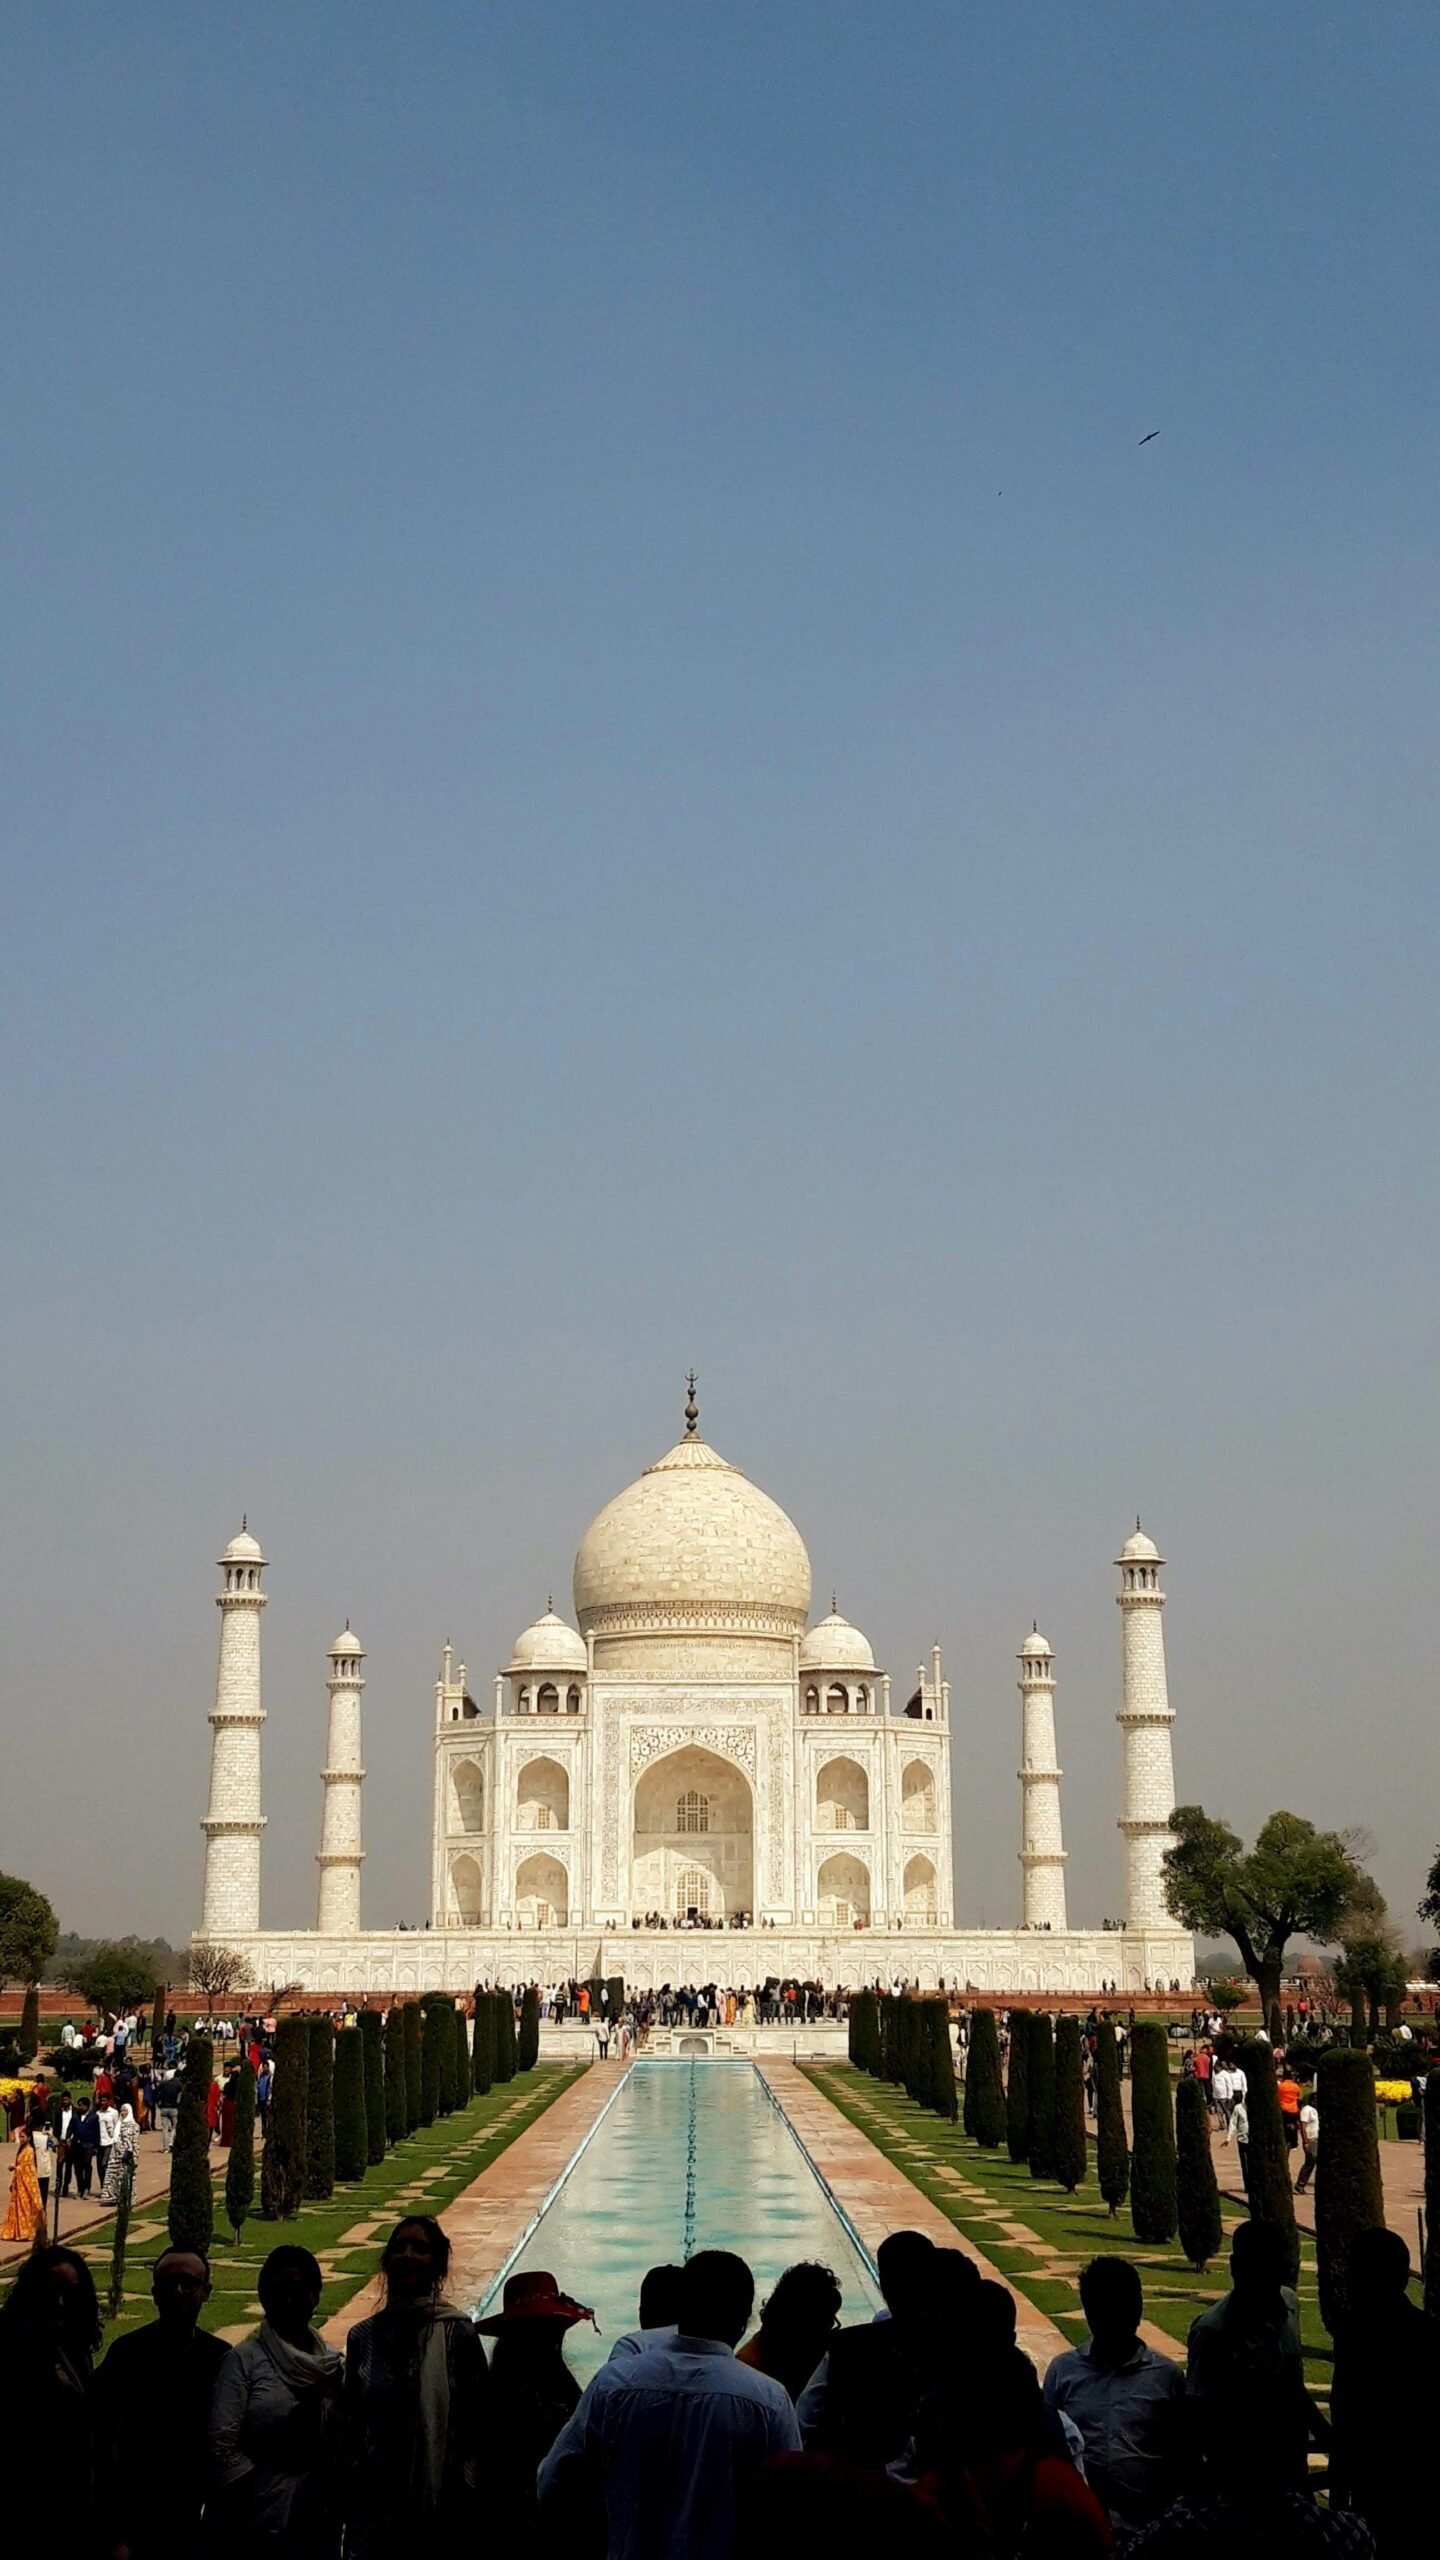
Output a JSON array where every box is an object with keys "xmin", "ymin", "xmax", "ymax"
[
  {"xmin": 517, "ymin": 1756, "xmax": 569, "ymax": 1833},
  {"xmin": 816, "ymin": 1756, "xmax": 869, "ymax": 1832}
]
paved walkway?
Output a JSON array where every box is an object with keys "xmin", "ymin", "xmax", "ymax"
[
  {"xmin": 321, "ymin": 2059, "xmax": 625, "ymax": 2341},
  {"xmin": 757, "ymin": 2060, "xmax": 1069, "ymax": 2374},
  {"xmin": 1, "ymin": 2132, "xmax": 232, "ymax": 2264}
]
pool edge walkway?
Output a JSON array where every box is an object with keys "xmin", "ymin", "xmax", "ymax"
[
  {"xmin": 756, "ymin": 2060, "xmax": 1069, "ymax": 2375},
  {"xmin": 321, "ymin": 2060, "xmax": 627, "ymax": 2342}
]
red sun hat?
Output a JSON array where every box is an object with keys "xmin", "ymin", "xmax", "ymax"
[{"xmin": 475, "ymin": 2270, "xmax": 596, "ymax": 2334}]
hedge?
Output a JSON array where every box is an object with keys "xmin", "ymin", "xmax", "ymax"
[
  {"xmin": 1314, "ymin": 2046, "xmax": 1385, "ymax": 2334},
  {"xmin": 1243, "ymin": 2040, "xmax": 1299, "ymax": 2288},
  {"xmin": 304, "ymin": 2015, "xmax": 336, "ymax": 2200},
  {"xmin": 402, "ymin": 2001, "xmax": 422, "ymax": 2134},
  {"xmin": 1027, "ymin": 2013, "xmax": 1056, "ymax": 2181},
  {"xmin": 966, "ymin": 2009, "xmax": 1007, "ymax": 2148},
  {"xmin": 224, "ymin": 2059, "xmax": 257, "ymax": 2240},
  {"xmin": 1129, "ymin": 2021, "xmax": 1177, "ymax": 2244},
  {"xmin": 1176, "ymin": 2075, "xmax": 1222, "ymax": 2268},
  {"xmin": 167, "ymin": 2034, "xmax": 214, "ymax": 2257},
  {"xmin": 1052, "ymin": 2015, "xmax": 1087, "ymax": 2192},
  {"xmin": 261, "ymin": 2015, "xmax": 309, "ymax": 2220},
  {"xmin": 1006, "ymin": 2011, "xmax": 1032, "ymax": 2164},
  {"xmin": 518, "ymin": 1986, "xmax": 540, "ymax": 2073},
  {"xmin": 1095, "ymin": 2021, "xmax": 1129, "ymax": 2216},
  {"xmin": 333, "ymin": 2027, "xmax": 368, "ymax": 2184},
  {"xmin": 359, "ymin": 2009, "xmax": 387, "ymax": 2164}
]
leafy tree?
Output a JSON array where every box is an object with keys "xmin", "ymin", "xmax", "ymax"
[
  {"xmin": 1243, "ymin": 2040, "xmax": 1299, "ymax": 2287},
  {"xmin": 402, "ymin": 2001, "xmax": 422, "ymax": 2132},
  {"xmin": 304, "ymin": 2015, "xmax": 335, "ymax": 2199},
  {"xmin": 0, "ymin": 1873, "xmax": 58, "ymax": 1991},
  {"xmin": 419, "ymin": 1996, "xmax": 445, "ymax": 2123},
  {"xmin": 1005, "ymin": 2011, "xmax": 1032, "ymax": 2164},
  {"xmin": 965, "ymin": 2010, "xmax": 1006, "ymax": 2147},
  {"xmin": 471, "ymin": 1988, "xmax": 494, "ymax": 2097},
  {"xmin": 1163, "ymin": 1808, "xmax": 1373, "ymax": 2016},
  {"xmin": 1175, "ymin": 2076, "xmax": 1222, "ymax": 2268},
  {"xmin": 1314, "ymin": 2046, "xmax": 1385, "ymax": 2334},
  {"xmin": 1052, "ymin": 2016, "xmax": 1087, "ymax": 2192},
  {"xmin": 1425, "ymin": 2071, "xmax": 1440, "ymax": 2319},
  {"xmin": 261, "ymin": 2014, "xmax": 310, "ymax": 2219},
  {"xmin": 359, "ymin": 2009, "xmax": 386, "ymax": 2162},
  {"xmin": 188, "ymin": 1941, "xmax": 247, "ymax": 2004},
  {"xmin": 168, "ymin": 2036, "xmax": 215, "ymax": 2256},
  {"xmin": 518, "ymin": 1985, "xmax": 540, "ymax": 2072},
  {"xmin": 1129, "ymin": 2021, "xmax": 1178, "ymax": 2244},
  {"xmin": 1420, "ymin": 1846, "xmax": 1440, "ymax": 1936},
  {"xmin": 493, "ymin": 1988, "xmax": 517, "ymax": 2083},
  {"xmin": 1027, "ymin": 2013, "xmax": 1056, "ymax": 2180},
  {"xmin": 333, "ymin": 2027, "xmax": 368, "ymax": 2183},
  {"xmin": 225, "ymin": 2060, "xmax": 257, "ymax": 2240},
  {"xmin": 1334, "ymin": 1939, "xmax": 1409, "ymax": 2043},
  {"xmin": 65, "ymin": 1941, "xmax": 155, "ymax": 2019},
  {"xmin": 1095, "ymin": 2022, "xmax": 1129, "ymax": 2216},
  {"xmin": 384, "ymin": 2002, "xmax": 408, "ymax": 2142}
]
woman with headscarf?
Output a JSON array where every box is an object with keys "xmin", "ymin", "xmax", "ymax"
[
  {"xmin": 1, "ymin": 2121, "xmax": 46, "ymax": 2241},
  {"xmin": 210, "ymin": 2244, "xmax": 344, "ymax": 2559},
  {"xmin": 101, "ymin": 2102, "xmax": 140, "ymax": 2203},
  {"xmin": 477, "ymin": 2269, "xmax": 595, "ymax": 2552},
  {"xmin": 342, "ymin": 2217, "xmax": 490, "ymax": 2560}
]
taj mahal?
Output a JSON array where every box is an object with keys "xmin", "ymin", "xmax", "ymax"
[{"xmin": 196, "ymin": 1385, "xmax": 1194, "ymax": 1995}]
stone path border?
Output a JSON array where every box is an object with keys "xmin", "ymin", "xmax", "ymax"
[
  {"xmin": 321, "ymin": 2059, "xmax": 626, "ymax": 2342},
  {"xmin": 756, "ymin": 2060, "xmax": 1069, "ymax": 2374}
]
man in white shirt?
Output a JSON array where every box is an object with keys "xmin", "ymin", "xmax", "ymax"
[
  {"xmin": 539, "ymin": 2250, "xmax": 799, "ymax": 2560},
  {"xmin": 1295, "ymin": 2096, "xmax": 1319, "ymax": 2192}
]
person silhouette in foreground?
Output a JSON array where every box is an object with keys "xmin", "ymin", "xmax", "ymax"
[
  {"xmin": 607, "ymin": 2261, "xmax": 684, "ymax": 2361},
  {"xmin": 538, "ymin": 2248, "xmax": 799, "ymax": 2560},
  {"xmin": 736, "ymin": 2260, "xmax": 842, "ymax": 2403},
  {"xmin": 1185, "ymin": 2220, "xmax": 1325, "ymax": 2486},
  {"xmin": 343, "ymin": 2216, "xmax": 489, "ymax": 2558},
  {"xmin": 910, "ymin": 2343, "xmax": 1112, "ymax": 2560},
  {"xmin": 1126, "ymin": 2380, "xmax": 1372, "ymax": 2560},
  {"xmin": 1043, "ymin": 2258, "xmax": 1184, "ymax": 2536},
  {"xmin": 1329, "ymin": 2228, "xmax": 1440, "ymax": 2558},
  {"xmin": 96, "ymin": 2247, "xmax": 231, "ymax": 2560},
  {"xmin": 478, "ymin": 2269, "xmax": 594, "ymax": 2553},
  {"xmin": 796, "ymin": 2228, "xmax": 943, "ymax": 2463}
]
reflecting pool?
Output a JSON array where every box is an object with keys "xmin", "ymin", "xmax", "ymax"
[{"xmin": 482, "ymin": 2062, "xmax": 882, "ymax": 2379}]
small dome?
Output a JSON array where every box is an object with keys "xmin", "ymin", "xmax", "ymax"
[
  {"xmin": 1019, "ymin": 1627, "xmax": 1052, "ymax": 1660},
  {"xmin": 1119, "ymin": 1524, "xmax": 1160, "ymax": 1563},
  {"xmin": 507, "ymin": 1608, "xmax": 587, "ymax": 1675},
  {"xmin": 799, "ymin": 1610, "xmax": 875, "ymax": 1672},
  {"xmin": 222, "ymin": 1523, "xmax": 264, "ymax": 1563},
  {"xmin": 329, "ymin": 1626, "xmax": 364, "ymax": 1658}
]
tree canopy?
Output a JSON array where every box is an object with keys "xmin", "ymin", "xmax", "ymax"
[
  {"xmin": 64, "ymin": 1940, "xmax": 158, "ymax": 2016},
  {"xmin": 0, "ymin": 1873, "xmax": 59, "ymax": 1988},
  {"xmin": 1162, "ymin": 1807, "xmax": 1372, "ymax": 2007}
]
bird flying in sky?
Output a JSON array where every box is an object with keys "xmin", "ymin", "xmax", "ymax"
[{"xmin": 1138, "ymin": 431, "xmax": 1160, "ymax": 445}]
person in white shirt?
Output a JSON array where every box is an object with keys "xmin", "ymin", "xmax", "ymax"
[
  {"xmin": 1295, "ymin": 2096, "xmax": 1319, "ymax": 2192},
  {"xmin": 96, "ymin": 2101, "xmax": 120, "ymax": 2186},
  {"xmin": 539, "ymin": 2250, "xmax": 799, "ymax": 2560}
]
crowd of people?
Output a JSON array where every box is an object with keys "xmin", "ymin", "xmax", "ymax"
[{"xmin": 3, "ymin": 2202, "xmax": 1435, "ymax": 2560}]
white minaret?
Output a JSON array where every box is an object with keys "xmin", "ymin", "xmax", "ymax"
[
  {"xmin": 1116, "ymin": 1521, "xmax": 1178, "ymax": 1928},
  {"xmin": 316, "ymin": 1625, "xmax": 366, "ymax": 1935},
  {"xmin": 200, "ymin": 1522, "xmax": 268, "ymax": 1937},
  {"xmin": 1017, "ymin": 1626, "xmax": 1068, "ymax": 1929}
]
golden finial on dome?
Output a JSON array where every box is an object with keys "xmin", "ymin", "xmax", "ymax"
[{"xmin": 683, "ymin": 1370, "xmax": 699, "ymax": 1438}]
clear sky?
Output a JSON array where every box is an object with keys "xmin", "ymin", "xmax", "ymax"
[{"xmin": 3, "ymin": 6, "xmax": 1436, "ymax": 1950}]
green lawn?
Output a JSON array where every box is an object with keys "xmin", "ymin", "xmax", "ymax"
[
  {"xmin": 805, "ymin": 2065, "xmax": 1336, "ymax": 2404},
  {"xmin": 88, "ymin": 2065, "xmax": 582, "ymax": 2351}
]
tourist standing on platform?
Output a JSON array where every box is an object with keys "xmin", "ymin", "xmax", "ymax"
[
  {"xmin": 797, "ymin": 2229, "xmax": 941, "ymax": 2463},
  {"xmin": 736, "ymin": 2261, "xmax": 843, "ymax": 2404},
  {"xmin": 1186, "ymin": 2224, "xmax": 1321, "ymax": 2486},
  {"xmin": 480, "ymin": 2269, "xmax": 593, "ymax": 2550},
  {"xmin": 96, "ymin": 2247, "xmax": 230, "ymax": 2560},
  {"xmin": 539, "ymin": 2249, "xmax": 799, "ymax": 2560},
  {"xmin": 1330, "ymin": 2230, "xmax": 1440, "ymax": 2558},
  {"xmin": 342, "ymin": 2217, "xmax": 489, "ymax": 2558},
  {"xmin": 0, "ymin": 2247, "xmax": 103, "ymax": 2515},
  {"xmin": 911, "ymin": 2346, "xmax": 1112, "ymax": 2560},
  {"xmin": 1042, "ymin": 2259, "xmax": 1185, "ymax": 2536},
  {"xmin": 101, "ymin": 2101, "xmax": 139, "ymax": 2202},
  {"xmin": 210, "ymin": 2245, "xmax": 344, "ymax": 2558},
  {"xmin": 1295, "ymin": 2090, "xmax": 1319, "ymax": 2191},
  {"xmin": 94, "ymin": 2096, "xmax": 119, "ymax": 2188},
  {"xmin": 607, "ymin": 2263, "xmax": 684, "ymax": 2360},
  {"xmin": 1, "ymin": 2121, "xmax": 45, "ymax": 2241},
  {"xmin": 1224, "ymin": 2091, "xmax": 1250, "ymax": 2193},
  {"xmin": 69, "ymin": 2094, "xmax": 100, "ymax": 2196}
]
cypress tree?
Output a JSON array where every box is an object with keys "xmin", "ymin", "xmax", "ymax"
[
  {"xmin": 606, "ymin": 1976, "xmax": 624, "ymax": 2025},
  {"xmin": 168, "ymin": 2034, "xmax": 215, "ymax": 2256},
  {"xmin": 1315, "ymin": 2046, "xmax": 1385, "ymax": 2334},
  {"xmin": 1414, "ymin": 2078, "xmax": 1424, "ymax": 2324},
  {"xmin": 518, "ymin": 1985, "xmax": 540, "ymax": 2072},
  {"xmin": 879, "ymin": 1995, "xmax": 898, "ymax": 2084},
  {"xmin": 261, "ymin": 2014, "xmax": 310, "ymax": 2220},
  {"xmin": 1052, "ymin": 2015, "xmax": 1088, "ymax": 2192},
  {"xmin": 150, "ymin": 1984, "xmax": 167, "ymax": 2053},
  {"xmin": 1129, "ymin": 2020, "xmax": 1178, "ymax": 2243},
  {"xmin": 304, "ymin": 2015, "xmax": 335, "ymax": 2199},
  {"xmin": 860, "ymin": 1991, "xmax": 883, "ymax": 2076},
  {"xmin": 1028, "ymin": 2013, "xmax": 1056, "ymax": 2179},
  {"xmin": 18, "ymin": 1985, "xmax": 40, "ymax": 2064},
  {"xmin": 333, "ymin": 2027, "xmax": 368, "ymax": 2183},
  {"xmin": 493, "ymin": 1988, "xmax": 517, "ymax": 2083},
  {"xmin": 438, "ymin": 2002, "xmax": 460, "ymax": 2116},
  {"xmin": 383, "ymin": 2003, "xmax": 407, "ymax": 2144},
  {"xmin": 358, "ymin": 2008, "xmax": 386, "ymax": 2161},
  {"xmin": 967, "ymin": 2009, "xmax": 1007, "ymax": 2148},
  {"xmin": 1096, "ymin": 2022, "xmax": 1129, "ymax": 2216},
  {"xmin": 224, "ymin": 2059, "xmax": 257, "ymax": 2240},
  {"xmin": 933, "ymin": 2002, "xmax": 959, "ymax": 2122},
  {"xmin": 1244, "ymin": 2039, "xmax": 1299, "ymax": 2287},
  {"xmin": 402, "ymin": 2001, "xmax": 422, "ymax": 2132},
  {"xmin": 419, "ymin": 1997, "xmax": 444, "ymax": 2125},
  {"xmin": 1425, "ymin": 2071, "xmax": 1440, "ymax": 2320},
  {"xmin": 471, "ymin": 1988, "xmax": 494, "ymax": 2097},
  {"xmin": 1176, "ymin": 2075, "xmax": 1222, "ymax": 2268},
  {"xmin": 1006, "ymin": 2011, "xmax": 1032, "ymax": 2163}
]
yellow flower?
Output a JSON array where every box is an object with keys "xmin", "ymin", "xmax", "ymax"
[{"xmin": 1374, "ymin": 2079, "xmax": 1413, "ymax": 2103}]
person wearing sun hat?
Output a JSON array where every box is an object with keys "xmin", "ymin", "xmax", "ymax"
[{"xmin": 480, "ymin": 2271, "xmax": 597, "ymax": 2547}]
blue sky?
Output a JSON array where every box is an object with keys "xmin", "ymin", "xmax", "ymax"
[{"xmin": 2, "ymin": 6, "xmax": 1436, "ymax": 1946}]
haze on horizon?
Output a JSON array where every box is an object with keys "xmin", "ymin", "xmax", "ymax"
[{"xmin": 2, "ymin": 6, "xmax": 1436, "ymax": 1954}]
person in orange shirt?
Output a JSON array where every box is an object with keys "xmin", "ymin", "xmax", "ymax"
[{"xmin": 1277, "ymin": 2071, "xmax": 1302, "ymax": 2152}]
